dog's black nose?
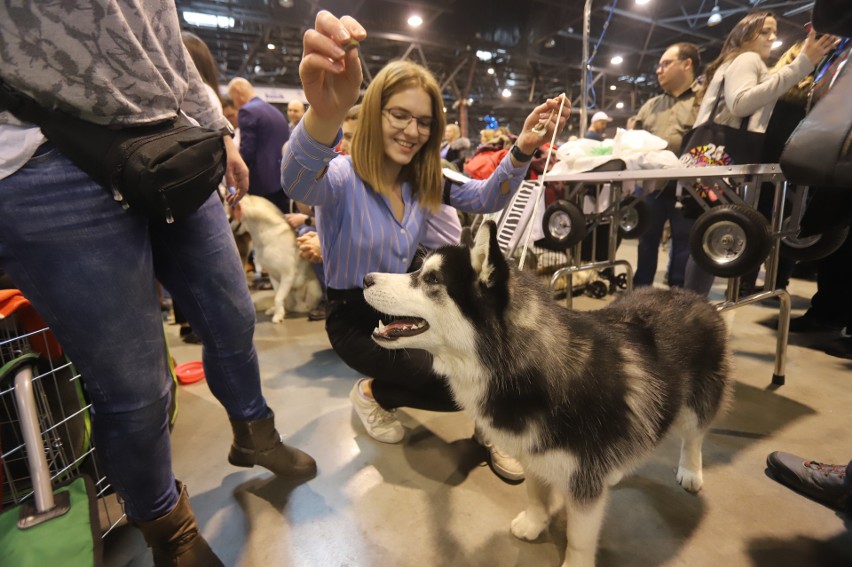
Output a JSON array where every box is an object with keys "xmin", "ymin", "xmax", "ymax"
[{"xmin": 363, "ymin": 274, "xmax": 375, "ymax": 288}]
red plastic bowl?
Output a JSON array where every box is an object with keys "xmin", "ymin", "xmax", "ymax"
[{"xmin": 174, "ymin": 361, "xmax": 205, "ymax": 385}]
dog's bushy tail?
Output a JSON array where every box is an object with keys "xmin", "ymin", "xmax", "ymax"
[{"xmin": 719, "ymin": 309, "xmax": 736, "ymax": 338}]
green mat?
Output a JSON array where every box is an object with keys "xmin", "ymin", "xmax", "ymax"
[{"xmin": 0, "ymin": 475, "xmax": 102, "ymax": 567}]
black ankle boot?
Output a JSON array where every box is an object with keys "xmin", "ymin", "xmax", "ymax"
[
  {"xmin": 228, "ymin": 409, "xmax": 317, "ymax": 479},
  {"xmin": 130, "ymin": 481, "xmax": 224, "ymax": 567}
]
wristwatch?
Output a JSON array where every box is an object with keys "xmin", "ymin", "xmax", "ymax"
[
  {"xmin": 510, "ymin": 144, "xmax": 534, "ymax": 163},
  {"xmin": 304, "ymin": 216, "xmax": 312, "ymax": 226}
]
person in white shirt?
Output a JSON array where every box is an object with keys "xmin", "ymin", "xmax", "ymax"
[{"xmin": 585, "ymin": 111, "xmax": 613, "ymax": 141}]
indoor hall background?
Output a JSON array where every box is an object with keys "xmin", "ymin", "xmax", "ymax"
[{"xmin": 174, "ymin": 0, "xmax": 818, "ymax": 135}]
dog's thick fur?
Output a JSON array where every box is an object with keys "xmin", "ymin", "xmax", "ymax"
[
  {"xmin": 237, "ymin": 195, "xmax": 322, "ymax": 323},
  {"xmin": 363, "ymin": 221, "xmax": 732, "ymax": 567}
]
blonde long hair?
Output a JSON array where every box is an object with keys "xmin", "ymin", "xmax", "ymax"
[{"xmin": 351, "ymin": 60, "xmax": 446, "ymax": 211}]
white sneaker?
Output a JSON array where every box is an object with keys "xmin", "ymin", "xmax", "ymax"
[
  {"xmin": 474, "ymin": 427, "xmax": 524, "ymax": 481},
  {"xmin": 349, "ymin": 380, "xmax": 405, "ymax": 444}
]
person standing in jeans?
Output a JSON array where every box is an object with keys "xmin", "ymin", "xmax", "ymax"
[
  {"xmin": 631, "ymin": 42, "xmax": 702, "ymax": 289},
  {"xmin": 0, "ymin": 4, "xmax": 315, "ymax": 566}
]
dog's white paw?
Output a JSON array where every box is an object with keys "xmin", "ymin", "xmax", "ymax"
[
  {"xmin": 264, "ymin": 307, "xmax": 276, "ymax": 316},
  {"xmin": 510, "ymin": 510, "xmax": 547, "ymax": 541},
  {"xmin": 676, "ymin": 466, "xmax": 703, "ymax": 493},
  {"xmin": 271, "ymin": 312, "xmax": 285, "ymax": 324}
]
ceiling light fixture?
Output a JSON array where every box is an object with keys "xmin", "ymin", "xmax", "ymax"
[
  {"xmin": 501, "ymin": 88, "xmax": 512, "ymax": 98},
  {"xmin": 267, "ymin": 43, "xmax": 275, "ymax": 50},
  {"xmin": 615, "ymin": 101, "xmax": 625, "ymax": 109},
  {"xmin": 407, "ymin": 14, "xmax": 423, "ymax": 28},
  {"xmin": 635, "ymin": 0, "xmax": 651, "ymax": 5},
  {"xmin": 487, "ymin": 67, "xmax": 495, "ymax": 75},
  {"xmin": 182, "ymin": 11, "xmax": 234, "ymax": 29},
  {"xmin": 707, "ymin": 2, "xmax": 723, "ymax": 27},
  {"xmin": 611, "ymin": 55, "xmax": 624, "ymax": 65},
  {"xmin": 609, "ymin": 85, "xmax": 617, "ymax": 91}
]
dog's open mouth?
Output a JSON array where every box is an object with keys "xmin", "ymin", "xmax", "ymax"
[{"xmin": 372, "ymin": 317, "xmax": 429, "ymax": 341}]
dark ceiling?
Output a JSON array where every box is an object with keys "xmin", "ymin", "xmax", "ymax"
[{"xmin": 176, "ymin": 0, "xmax": 815, "ymax": 135}]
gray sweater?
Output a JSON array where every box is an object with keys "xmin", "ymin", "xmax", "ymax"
[
  {"xmin": 0, "ymin": 1, "xmax": 228, "ymax": 132},
  {"xmin": 694, "ymin": 51, "xmax": 815, "ymax": 133}
]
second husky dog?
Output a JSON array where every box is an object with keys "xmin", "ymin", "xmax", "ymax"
[
  {"xmin": 236, "ymin": 195, "xmax": 322, "ymax": 323},
  {"xmin": 363, "ymin": 221, "xmax": 732, "ymax": 567}
]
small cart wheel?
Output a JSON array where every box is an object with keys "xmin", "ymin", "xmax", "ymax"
[
  {"xmin": 617, "ymin": 196, "xmax": 650, "ymax": 239},
  {"xmin": 615, "ymin": 272, "xmax": 629, "ymax": 289},
  {"xmin": 586, "ymin": 280, "xmax": 608, "ymax": 299},
  {"xmin": 689, "ymin": 204, "xmax": 771, "ymax": 278},
  {"xmin": 542, "ymin": 200, "xmax": 587, "ymax": 249},
  {"xmin": 781, "ymin": 222, "xmax": 849, "ymax": 262}
]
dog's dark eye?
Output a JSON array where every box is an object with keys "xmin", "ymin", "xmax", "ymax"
[{"xmin": 423, "ymin": 272, "xmax": 439, "ymax": 285}]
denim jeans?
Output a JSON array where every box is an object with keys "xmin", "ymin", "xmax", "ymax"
[
  {"xmin": 684, "ymin": 256, "xmax": 717, "ymax": 297},
  {"xmin": 0, "ymin": 148, "xmax": 267, "ymax": 520},
  {"xmin": 634, "ymin": 193, "xmax": 694, "ymax": 288}
]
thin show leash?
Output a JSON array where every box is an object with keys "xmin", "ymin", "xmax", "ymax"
[{"xmin": 518, "ymin": 94, "xmax": 567, "ymax": 271}]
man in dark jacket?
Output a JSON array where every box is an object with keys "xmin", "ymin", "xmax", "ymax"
[{"xmin": 228, "ymin": 78, "xmax": 291, "ymax": 212}]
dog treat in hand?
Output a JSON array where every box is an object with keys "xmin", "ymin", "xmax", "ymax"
[
  {"xmin": 343, "ymin": 38, "xmax": 360, "ymax": 52},
  {"xmin": 531, "ymin": 110, "xmax": 554, "ymax": 136}
]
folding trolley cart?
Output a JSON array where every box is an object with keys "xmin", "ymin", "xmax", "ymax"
[{"xmin": 541, "ymin": 163, "xmax": 810, "ymax": 385}]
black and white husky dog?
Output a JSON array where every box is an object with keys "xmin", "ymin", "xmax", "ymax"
[{"xmin": 363, "ymin": 221, "xmax": 732, "ymax": 567}]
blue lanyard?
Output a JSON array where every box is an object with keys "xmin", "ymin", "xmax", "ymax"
[{"xmin": 814, "ymin": 38, "xmax": 851, "ymax": 85}]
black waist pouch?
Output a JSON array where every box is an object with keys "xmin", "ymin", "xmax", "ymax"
[{"xmin": 1, "ymin": 80, "xmax": 225, "ymax": 223}]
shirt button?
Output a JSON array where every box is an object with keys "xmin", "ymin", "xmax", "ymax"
[
  {"xmin": 400, "ymin": 228, "xmax": 406, "ymax": 234},
  {"xmin": 322, "ymin": 157, "xmax": 331, "ymax": 163}
]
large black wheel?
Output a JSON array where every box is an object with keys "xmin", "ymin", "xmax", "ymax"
[
  {"xmin": 542, "ymin": 200, "xmax": 587, "ymax": 249},
  {"xmin": 617, "ymin": 196, "xmax": 650, "ymax": 239},
  {"xmin": 689, "ymin": 204, "xmax": 772, "ymax": 278},
  {"xmin": 781, "ymin": 220, "xmax": 849, "ymax": 261}
]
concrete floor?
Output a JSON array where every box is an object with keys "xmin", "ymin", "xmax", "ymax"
[{"xmin": 102, "ymin": 240, "xmax": 852, "ymax": 567}]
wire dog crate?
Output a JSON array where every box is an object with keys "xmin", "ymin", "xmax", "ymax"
[{"xmin": 0, "ymin": 307, "xmax": 124, "ymax": 537}]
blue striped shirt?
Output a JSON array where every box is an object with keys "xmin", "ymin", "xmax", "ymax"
[{"xmin": 281, "ymin": 122, "xmax": 529, "ymax": 290}]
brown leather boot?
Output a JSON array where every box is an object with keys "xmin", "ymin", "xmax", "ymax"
[
  {"xmin": 130, "ymin": 481, "xmax": 224, "ymax": 567},
  {"xmin": 228, "ymin": 409, "xmax": 317, "ymax": 479}
]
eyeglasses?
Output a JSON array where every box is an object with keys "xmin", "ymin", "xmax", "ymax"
[
  {"xmin": 382, "ymin": 107, "xmax": 433, "ymax": 135},
  {"xmin": 656, "ymin": 58, "xmax": 684, "ymax": 71}
]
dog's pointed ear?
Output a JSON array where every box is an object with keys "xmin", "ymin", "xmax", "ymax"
[{"xmin": 470, "ymin": 220, "xmax": 508, "ymax": 288}]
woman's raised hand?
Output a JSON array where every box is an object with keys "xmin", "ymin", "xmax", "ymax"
[
  {"xmin": 801, "ymin": 29, "xmax": 839, "ymax": 67},
  {"xmin": 516, "ymin": 94, "xmax": 570, "ymax": 155},
  {"xmin": 300, "ymin": 11, "xmax": 367, "ymax": 142}
]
